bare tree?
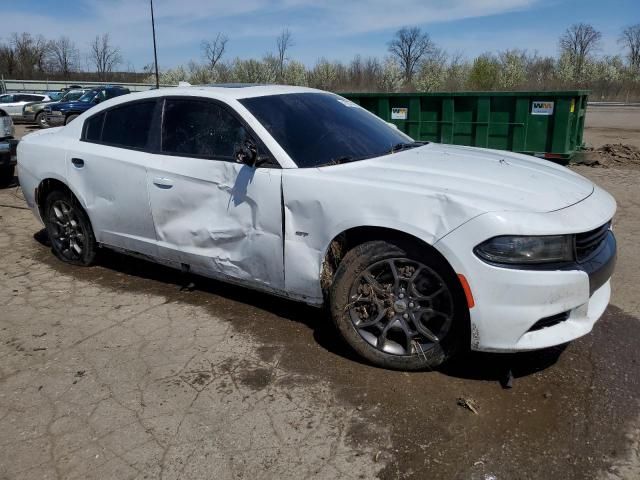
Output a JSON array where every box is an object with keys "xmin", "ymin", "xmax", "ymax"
[
  {"xmin": 388, "ymin": 26, "xmax": 435, "ymax": 83},
  {"xmin": 10, "ymin": 32, "xmax": 49, "ymax": 77},
  {"xmin": 559, "ymin": 23, "xmax": 602, "ymax": 76},
  {"xmin": 276, "ymin": 28, "xmax": 293, "ymax": 82},
  {"xmin": 202, "ymin": 33, "xmax": 228, "ymax": 71},
  {"xmin": 89, "ymin": 34, "xmax": 122, "ymax": 78},
  {"xmin": 619, "ymin": 24, "xmax": 640, "ymax": 71},
  {"xmin": 48, "ymin": 36, "xmax": 79, "ymax": 77},
  {"xmin": 0, "ymin": 42, "xmax": 17, "ymax": 76}
]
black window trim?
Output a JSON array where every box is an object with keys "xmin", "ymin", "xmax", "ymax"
[
  {"xmin": 80, "ymin": 98, "xmax": 160, "ymax": 152},
  {"xmin": 79, "ymin": 94, "xmax": 280, "ymax": 168},
  {"xmin": 157, "ymin": 95, "xmax": 280, "ymax": 169}
]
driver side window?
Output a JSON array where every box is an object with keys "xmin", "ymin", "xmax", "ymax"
[{"xmin": 161, "ymin": 98, "xmax": 249, "ymax": 161}]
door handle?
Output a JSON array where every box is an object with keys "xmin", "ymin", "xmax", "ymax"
[
  {"xmin": 71, "ymin": 157, "xmax": 84, "ymax": 168},
  {"xmin": 152, "ymin": 177, "xmax": 174, "ymax": 189}
]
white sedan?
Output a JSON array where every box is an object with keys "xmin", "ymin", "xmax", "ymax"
[{"xmin": 17, "ymin": 85, "xmax": 617, "ymax": 370}]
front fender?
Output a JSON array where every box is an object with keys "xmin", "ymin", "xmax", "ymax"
[{"xmin": 282, "ymin": 186, "xmax": 482, "ymax": 304}]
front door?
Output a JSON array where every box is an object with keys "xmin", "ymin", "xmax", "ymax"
[{"xmin": 146, "ymin": 97, "xmax": 284, "ymax": 291}]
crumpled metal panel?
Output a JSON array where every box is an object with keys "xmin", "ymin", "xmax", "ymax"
[{"xmin": 147, "ymin": 158, "xmax": 284, "ymax": 290}]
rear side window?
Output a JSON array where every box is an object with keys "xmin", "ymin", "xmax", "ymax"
[
  {"xmin": 100, "ymin": 101, "xmax": 156, "ymax": 149},
  {"xmin": 161, "ymin": 98, "xmax": 249, "ymax": 159},
  {"xmin": 84, "ymin": 112, "xmax": 105, "ymax": 142},
  {"xmin": 106, "ymin": 89, "xmax": 128, "ymax": 99}
]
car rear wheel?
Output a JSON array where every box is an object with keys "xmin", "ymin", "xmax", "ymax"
[
  {"xmin": 65, "ymin": 114, "xmax": 79, "ymax": 125},
  {"xmin": 329, "ymin": 240, "xmax": 469, "ymax": 370},
  {"xmin": 44, "ymin": 190, "xmax": 97, "ymax": 266},
  {"xmin": 0, "ymin": 165, "xmax": 15, "ymax": 187}
]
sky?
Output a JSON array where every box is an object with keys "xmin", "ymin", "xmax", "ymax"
[{"xmin": 1, "ymin": 0, "xmax": 639, "ymax": 71}]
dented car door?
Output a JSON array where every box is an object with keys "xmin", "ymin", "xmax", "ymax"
[{"xmin": 147, "ymin": 97, "xmax": 285, "ymax": 291}]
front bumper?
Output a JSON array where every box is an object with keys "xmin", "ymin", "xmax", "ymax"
[
  {"xmin": 434, "ymin": 185, "xmax": 617, "ymax": 352},
  {"xmin": 16, "ymin": 112, "xmax": 37, "ymax": 123},
  {"xmin": 45, "ymin": 114, "xmax": 65, "ymax": 126},
  {"xmin": 0, "ymin": 138, "xmax": 18, "ymax": 167}
]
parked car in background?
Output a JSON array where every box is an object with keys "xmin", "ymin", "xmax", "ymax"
[
  {"xmin": 44, "ymin": 86, "xmax": 130, "ymax": 126},
  {"xmin": 0, "ymin": 110, "xmax": 17, "ymax": 186},
  {"xmin": 21, "ymin": 89, "xmax": 89, "ymax": 127},
  {"xmin": 0, "ymin": 93, "xmax": 51, "ymax": 120},
  {"xmin": 18, "ymin": 85, "xmax": 617, "ymax": 371}
]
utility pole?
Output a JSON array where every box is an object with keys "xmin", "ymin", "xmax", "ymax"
[{"xmin": 150, "ymin": 0, "xmax": 160, "ymax": 89}]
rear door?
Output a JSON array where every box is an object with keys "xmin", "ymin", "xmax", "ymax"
[
  {"xmin": 65, "ymin": 100, "xmax": 159, "ymax": 257},
  {"xmin": 146, "ymin": 97, "xmax": 285, "ymax": 291},
  {"xmin": 0, "ymin": 94, "xmax": 23, "ymax": 117}
]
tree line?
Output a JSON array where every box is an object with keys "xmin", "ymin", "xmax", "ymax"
[{"xmin": 1, "ymin": 23, "xmax": 640, "ymax": 101}]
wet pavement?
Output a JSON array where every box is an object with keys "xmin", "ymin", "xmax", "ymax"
[{"xmin": 1, "ymin": 157, "xmax": 639, "ymax": 479}]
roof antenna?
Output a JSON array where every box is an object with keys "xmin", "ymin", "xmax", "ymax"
[{"xmin": 150, "ymin": 0, "xmax": 160, "ymax": 89}]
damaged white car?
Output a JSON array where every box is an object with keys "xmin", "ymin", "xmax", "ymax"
[{"xmin": 17, "ymin": 85, "xmax": 617, "ymax": 370}]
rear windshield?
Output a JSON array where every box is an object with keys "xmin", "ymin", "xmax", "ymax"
[{"xmin": 239, "ymin": 93, "xmax": 411, "ymax": 168}]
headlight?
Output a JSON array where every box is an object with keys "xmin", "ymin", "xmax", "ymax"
[
  {"xmin": 24, "ymin": 106, "xmax": 33, "ymax": 113},
  {"xmin": 474, "ymin": 235, "xmax": 574, "ymax": 264},
  {"xmin": 52, "ymin": 111, "xmax": 63, "ymax": 116}
]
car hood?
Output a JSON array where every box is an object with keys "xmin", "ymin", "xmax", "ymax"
[{"xmin": 318, "ymin": 143, "xmax": 594, "ymax": 214}]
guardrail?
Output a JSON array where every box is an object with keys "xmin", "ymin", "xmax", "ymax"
[
  {"xmin": 0, "ymin": 78, "xmax": 175, "ymax": 93},
  {"xmin": 587, "ymin": 102, "xmax": 640, "ymax": 107}
]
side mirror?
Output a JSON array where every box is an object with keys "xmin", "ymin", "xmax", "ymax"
[
  {"xmin": 234, "ymin": 140, "xmax": 257, "ymax": 166},
  {"xmin": 93, "ymin": 97, "xmax": 101, "ymax": 104}
]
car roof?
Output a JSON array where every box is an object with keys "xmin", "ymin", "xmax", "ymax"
[{"xmin": 111, "ymin": 84, "xmax": 325, "ymax": 103}]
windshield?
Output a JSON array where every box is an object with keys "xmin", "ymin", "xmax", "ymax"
[
  {"xmin": 48, "ymin": 92, "xmax": 64, "ymax": 101},
  {"xmin": 78, "ymin": 90, "xmax": 98, "ymax": 103},
  {"xmin": 239, "ymin": 93, "xmax": 414, "ymax": 167},
  {"xmin": 63, "ymin": 91, "xmax": 84, "ymax": 102}
]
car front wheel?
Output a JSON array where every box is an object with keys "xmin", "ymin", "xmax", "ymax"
[
  {"xmin": 35, "ymin": 111, "xmax": 47, "ymax": 128},
  {"xmin": 329, "ymin": 240, "xmax": 469, "ymax": 370},
  {"xmin": 65, "ymin": 114, "xmax": 79, "ymax": 125},
  {"xmin": 44, "ymin": 190, "xmax": 97, "ymax": 266}
]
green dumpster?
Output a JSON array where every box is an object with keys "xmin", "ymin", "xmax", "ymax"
[{"xmin": 341, "ymin": 91, "xmax": 589, "ymax": 161}]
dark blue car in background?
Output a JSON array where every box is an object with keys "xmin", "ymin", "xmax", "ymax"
[{"xmin": 44, "ymin": 85, "xmax": 130, "ymax": 126}]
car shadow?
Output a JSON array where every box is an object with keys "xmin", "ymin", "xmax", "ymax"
[
  {"xmin": 32, "ymin": 227, "xmax": 566, "ymax": 382},
  {"xmin": 440, "ymin": 345, "xmax": 565, "ymax": 384}
]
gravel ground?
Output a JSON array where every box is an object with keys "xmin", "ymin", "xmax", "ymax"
[{"xmin": 1, "ymin": 112, "xmax": 639, "ymax": 479}]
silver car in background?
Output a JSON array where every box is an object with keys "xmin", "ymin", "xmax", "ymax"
[{"xmin": 0, "ymin": 93, "xmax": 51, "ymax": 120}]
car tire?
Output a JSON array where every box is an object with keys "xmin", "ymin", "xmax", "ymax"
[
  {"xmin": 35, "ymin": 111, "xmax": 47, "ymax": 128},
  {"xmin": 0, "ymin": 165, "xmax": 15, "ymax": 188},
  {"xmin": 329, "ymin": 240, "xmax": 469, "ymax": 371},
  {"xmin": 43, "ymin": 190, "xmax": 97, "ymax": 266},
  {"xmin": 65, "ymin": 114, "xmax": 79, "ymax": 125}
]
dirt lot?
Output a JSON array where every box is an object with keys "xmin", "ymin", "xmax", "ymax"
[
  {"xmin": 1, "ymin": 109, "xmax": 639, "ymax": 479},
  {"xmin": 584, "ymin": 105, "xmax": 640, "ymax": 150}
]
